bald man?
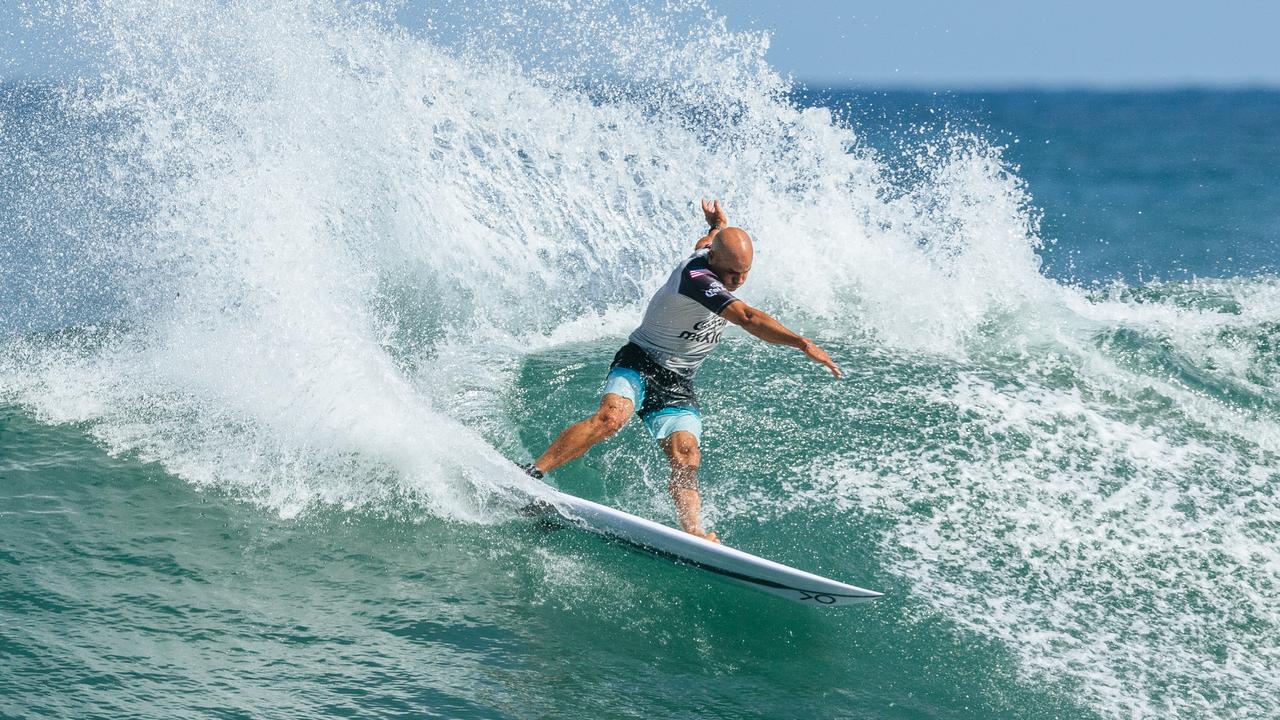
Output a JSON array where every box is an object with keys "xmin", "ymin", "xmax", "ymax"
[{"xmin": 525, "ymin": 199, "xmax": 841, "ymax": 542}]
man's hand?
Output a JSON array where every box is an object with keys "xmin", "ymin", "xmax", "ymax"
[
  {"xmin": 701, "ymin": 198, "xmax": 728, "ymax": 230},
  {"xmin": 800, "ymin": 339, "xmax": 843, "ymax": 378}
]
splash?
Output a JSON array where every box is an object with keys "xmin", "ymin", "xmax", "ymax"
[{"xmin": 0, "ymin": 0, "xmax": 1044, "ymax": 515}]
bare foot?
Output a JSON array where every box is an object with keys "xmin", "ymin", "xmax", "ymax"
[{"xmin": 689, "ymin": 528, "xmax": 720, "ymax": 544}]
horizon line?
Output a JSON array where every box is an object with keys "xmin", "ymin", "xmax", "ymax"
[
  {"xmin": 3, "ymin": 72, "xmax": 1278, "ymax": 95},
  {"xmin": 789, "ymin": 78, "xmax": 1280, "ymax": 93}
]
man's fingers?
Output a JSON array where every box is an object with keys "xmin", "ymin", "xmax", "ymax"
[
  {"xmin": 805, "ymin": 344, "xmax": 843, "ymax": 378},
  {"xmin": 821, "ymin": 355, "xmax": 841, "ymax": 377}
]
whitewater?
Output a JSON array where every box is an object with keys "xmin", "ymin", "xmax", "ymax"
[{"xmin": 2, "ymin": 2, "xmax": 1277, "ymax": 718}]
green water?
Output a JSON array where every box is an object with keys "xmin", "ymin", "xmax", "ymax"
[{"xmin": 3, "ymin": 337, "xmax": 1112, "ymax": 719}]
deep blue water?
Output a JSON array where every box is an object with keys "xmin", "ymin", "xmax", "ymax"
[{"xmin": 799, "ymin": 87, "xmax": 1280, "ymax": 282}]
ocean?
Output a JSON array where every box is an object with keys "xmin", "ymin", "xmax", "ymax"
[{"xmin": 2, "ymin": 2, "xmax": 1278, "ymax": 718}]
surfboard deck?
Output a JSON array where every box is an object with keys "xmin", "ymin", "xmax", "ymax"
[{"xmin": 521, "ymin": 485, "xmax": 882, "ymax": 606}]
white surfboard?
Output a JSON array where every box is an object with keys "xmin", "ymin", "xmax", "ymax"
[{"xmin": 524, "ymin": 485, "xmax": 883, "ymax": 606}]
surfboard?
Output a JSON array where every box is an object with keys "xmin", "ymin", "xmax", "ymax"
[{"xmin": 523, "ymin": 485, "xmax": 883, "ymax": 606}]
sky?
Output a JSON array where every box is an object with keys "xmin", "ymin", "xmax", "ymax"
[
  {"xmin": 724, "ymin": 0, "xmax": 1280, "ymax": 87},
  {"xmin": 3, "ymin": 1, "xmax": 1278, "ymax": 87}
]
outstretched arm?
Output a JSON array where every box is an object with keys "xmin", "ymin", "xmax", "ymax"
[
  {"xmin": 695, "ymin": 198, "xmax": 728, "ymax": 250},
  {"xmin": 721, "ymin": 301, "xmax": 843, "ymax": 378}
]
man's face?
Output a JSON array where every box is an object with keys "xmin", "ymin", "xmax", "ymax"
[
  {"xmin": 719, "ymin": 262, "xmax": 750, "ymax": 291},
  {"xmin": 710, "ymin": 252, "xmax": 752, "ymax": 291}
]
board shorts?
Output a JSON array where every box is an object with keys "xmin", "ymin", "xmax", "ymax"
[{"xmin": 602, "ymin": 342, "xmax": 703, "ymax": 442}]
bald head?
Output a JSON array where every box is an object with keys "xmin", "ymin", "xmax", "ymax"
[{"xmin": 708, "ymin": 227, "xmax": 753, "ymax": 291}]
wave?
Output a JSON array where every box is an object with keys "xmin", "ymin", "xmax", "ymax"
[{"xmin": 1, "ymin": 2, "xmax": 1278, "ymax": 718}]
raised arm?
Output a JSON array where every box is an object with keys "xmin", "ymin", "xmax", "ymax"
[
  {"xmin": 695, "ymin": 198, "xmax": 728, "ymax": 250},
  {"xmin": 721, "ymin": 301, "xmax": 843, "ymax": 378}
]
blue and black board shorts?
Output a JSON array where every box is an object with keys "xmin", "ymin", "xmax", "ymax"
[{"xmin": 602, "ymin": 342, "xmax": 702, "ymax": 442}]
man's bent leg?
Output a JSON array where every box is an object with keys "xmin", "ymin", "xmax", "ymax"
[
  {"xmin": 660, "ymin": 430, "xmax": 718, "ymax": 543},
  {"xmin": 534, "ymin": 393, "xmax": 633, "ymax": 473}
]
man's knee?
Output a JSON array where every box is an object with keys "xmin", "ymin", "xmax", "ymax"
[
  {"xmin": 591, "ymin": 396, "xmax": 632, "ymax": 437},
  {"xmin": 664, "ymin": 431, "xmax": 700, "ymax": 468},
  {"xmin": 592, "ymin": 410, "xmax": 627, "ymax": 436},
  {"xmin": 661, "ymin": 432, "xmax": 699, "ymax": 492}
]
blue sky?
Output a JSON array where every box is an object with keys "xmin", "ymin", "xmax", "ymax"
[
  {"xmin": 724, "ymin": 0, "xmax": 1280, "ymax": 87},
  {"xmin": 4, "ymin": 1, "xmax": 1278, "ymax": 87}
]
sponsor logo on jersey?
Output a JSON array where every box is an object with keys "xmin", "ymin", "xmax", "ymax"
[
  {"xmin": 689, "ymin": 268, "xmax": 726, "ymax": 297},
  {"xmin": 678, "ymin": 328, "xmax": 724, "ymax": 344},
  {"xmin": 679, "ymin": 316, "xmax": 726, "ymax": 344}
]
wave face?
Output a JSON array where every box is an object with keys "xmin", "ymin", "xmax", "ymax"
[
  {"xmin": 2, "ymin": 2, "xmax": 1278, "ymax": 718},
  {"xmin": 0, "ymin": 0, "xmax": 1045, "ymax": 515}
]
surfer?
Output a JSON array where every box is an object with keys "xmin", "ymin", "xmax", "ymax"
[{"xmin": 525, "ymin": 200, "xmax": 842, "ymax": 542}]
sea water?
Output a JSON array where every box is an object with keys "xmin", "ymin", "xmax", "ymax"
[{"xmin": 2, "ymin": 2, "xmax": 1278, "ymax": 718}]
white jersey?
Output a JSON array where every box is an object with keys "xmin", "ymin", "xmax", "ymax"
[{"xmin": 628, "ymin": 249, "xmax": 739, "ymax": 377}]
